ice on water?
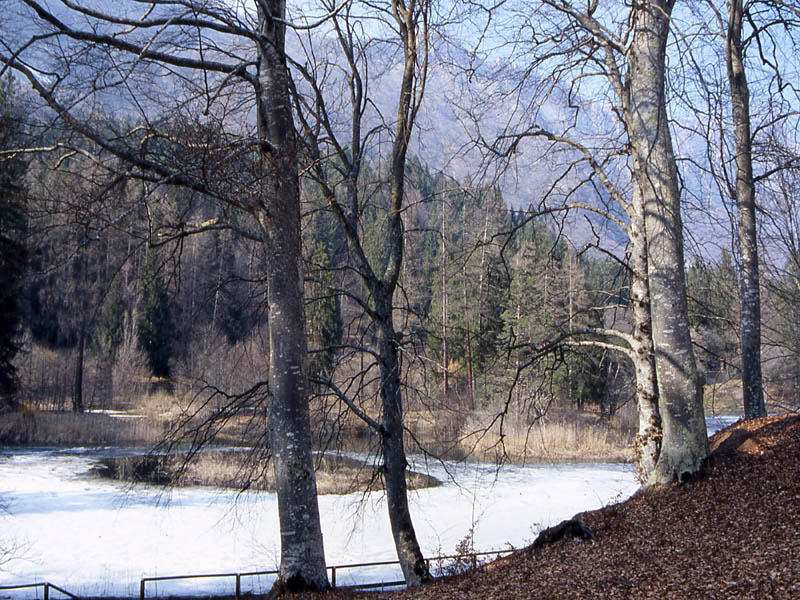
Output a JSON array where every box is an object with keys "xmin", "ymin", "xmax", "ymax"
[{"xmin": 0, "ymin": 448, "xmax": 640, "ymax": 596}]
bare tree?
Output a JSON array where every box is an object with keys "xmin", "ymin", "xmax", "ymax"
[
  {"xmin": 724, "ymin": 0, "xmax": 766, "ymax": 418},
  {"xmin": 485, "ymin": 129, "xmax": 663, "ymax": 480},
  {"xmin": 685, "ymin": 0, "xmax": 770, "ymax": 418},
  {"xmin": 1, "ymin": 1, "xmax": 328, "ymax": 590},
  {"xmin": 627, "ymin": 0, "xmax": 708, "ymax": 483},
  {"xmin": 458, "ymin": 0, "xmax": 709, "ymax": 482},
  {"xmin": 759, "ymin": 153, "xmax": 800, "ymax": 404},
  {"xmin": 720, "ymin": 0, "xmax": 799, "ymax": 417},
  {"xmin": 291, "ymin": 0, "xmax": 432, "ymax": 585},
  {"xmin": 677, "ymin": 0, "xmax": 800, "ymax": 418}
]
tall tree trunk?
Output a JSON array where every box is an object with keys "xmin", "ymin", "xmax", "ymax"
[
  {"xmin": 72, "ymin": 320, "xmax": 85, "ymax": 413},
  {"xmin": 464, "ymin": 277, "xmax": 475, "ymax": 410},
  {"xmin": 335, "ymin": 186, "xmax": 430, "ymax": 586},
  {"xmin": 628, "ymin": 0, "xmax": 708, "ymax": 485},
  {"xmin": 726, "ymin": 0, "xmax": 766, "ymax": 419},
  {"xmin": 441, "ymin": 206, "xmax": 449, "ymax": 399},
  {"xmin": 73, "ymin": 250, "xmax": 88, "ymax": 413},
  {"xmin": 256, "ymin": 2, "xmax": 328, "ymax": 591},
  {"xmin": 378, "ymin": 0, "xmax": 430, "ymax": 585},
  {"xmin": 630, "ymin": 185, "xmax": 661, "ymax": 481},
  {"xmin": 376, "ymin": 294, "xmax": 430, "ymax": 587}
]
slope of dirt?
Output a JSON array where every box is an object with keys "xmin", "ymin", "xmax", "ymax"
[{"xmin": 311, "ymin": 414, "xmax": 800, "ymax": 599}]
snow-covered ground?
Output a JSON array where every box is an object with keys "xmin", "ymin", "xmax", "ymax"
[{"xmin": 0, "ymin": 448, "xmax": 638, "ymax": 597}]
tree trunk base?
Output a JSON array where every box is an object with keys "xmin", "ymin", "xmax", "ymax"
[{"xmin": 267, "ymin": 574, "xmax": 329, "ymax": 598}]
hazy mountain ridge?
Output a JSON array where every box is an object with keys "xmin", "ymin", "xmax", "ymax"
[{"xmin": 7, "ymin": 0, "xmax": 720, "ymax": 254}]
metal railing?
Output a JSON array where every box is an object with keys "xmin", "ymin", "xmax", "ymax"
[
  {"xmin": 139, "ymin": 549, "xmax": 514, "ymax": 599},
  {"xmin": 0, "ymin": 582, "xmax": 79, "ymax": 600},
  {"xmin": 2, "ymin": 549, "xmax": 514, "ymax": 600},
  {"xmin": 140, "ymin": 569, "xmax": 277, "ymax": 600},
  {"xmin": 329, "ymin": 558, "xmax": 405, "ymax": 591}
]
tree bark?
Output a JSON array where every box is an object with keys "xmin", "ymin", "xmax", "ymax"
[
  {"xmin": 627, "ymin": 0, "xmax": 708, "ymax": 485},
  {"xmin": 256, "ymin": 2, "xmax": 328, "ymax": 591},
  {"xmin": 630, "ymin": 185, "xmax": 661, "ymax": 481},
  {"xmin": 726, "ymin": 0, "xmax": 766, "ymax": 419},
  {"xmin": 375, "ymin": 292, "xmax": 430, "ymax": 586},
  {"xmin": 72, "ymin": 320, "xmax": 85, "ymax": 413},
  {"xmin": 378, "ymin": 2, "xmax": 431, "ymax": 583},
  {"xmin": 441, "ymin": 205, "xmax": 449, "ymax": 399}
]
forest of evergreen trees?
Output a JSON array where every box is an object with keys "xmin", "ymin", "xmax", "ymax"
[{"xmin": 2, "ymin": 100, "xmax": 799, "ymax": 423}]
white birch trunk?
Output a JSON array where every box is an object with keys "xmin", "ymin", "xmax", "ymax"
[{"xmin": 630, "ymin": 184, "xmax": 662, "ymax": 481}]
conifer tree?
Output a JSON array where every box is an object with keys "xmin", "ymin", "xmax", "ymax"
[
  {"xmin": 137, "ymin": 250, "xmax": 175, "ymax": 379},
  {"xmin": 0, "ymin": 77, "xmax": 28, "ymax": 408}
]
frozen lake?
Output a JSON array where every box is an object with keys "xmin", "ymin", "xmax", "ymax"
[
  {"xmin": 0, "ymin": 415, "xmax": 739, "ymax": 597},
  {"xmin": 0, "ymin": 447, "xmax": 638, "ymax": 597}
]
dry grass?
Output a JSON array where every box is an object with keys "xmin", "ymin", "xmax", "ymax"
[
  {"xmin": 123, "ymin": 389, "xmax": 193, "ymax": 420},
  {"xmin": 314, "ymin": 403, "xmax": 637, "ymax": 464},
  {"xmin": 454, "ymin": 410, "xmax": 635, "ymax": 464},
  {"xmin": 93, "ymin": 450, "xmax": 441, "ymax": 495},
  {"xmin": 0, "ymin": 398, "xmax": 635, "ymax": 467},
  {"xmin": 3, "ymin": 373, "xmax": 636, "ymax": 469},
  {"xmin": 0, "ymin": 408, "xmax": 167, "ymax": 446},
  {"xmin": 703, "ymin": 377, "xmax": 800, "ymax": 416}
]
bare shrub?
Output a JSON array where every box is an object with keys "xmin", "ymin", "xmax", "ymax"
[
  {"xmin": 0, "ymin": 498, "xmax": 24, "ymax": 570},
  {"xmin": 406, "ymin": 408, "xmax": 470, "ymax": 460},
  {"xmin": 18, "ymin": 344, "xmax": 72, "ymax": 411},
  {"xmin": 430, "ymin": 529, "xmax": 498, "ymax": 578},
  {"xmin": 16, "ymin": 333, "xmax": 151, "ymax": 412},
  {"xmin": 112, "ymin": 326, "xmax": 150, "ymax": 403},
  {"xmin": 175, "ymin": 325, "xmax": 270, "ymax": 398}
]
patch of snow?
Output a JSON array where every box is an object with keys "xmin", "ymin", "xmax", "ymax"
[{"xmin": 85, "ymin": 410, "xmax": 146, "ymax": 419}]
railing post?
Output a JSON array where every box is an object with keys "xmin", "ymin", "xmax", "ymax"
[
  {"xmin": 235, "ymin": 574, "xmax": 241, "ymax": 600},
  {"xmin": 44, "ymin": 583, "xmax": 49, "ymax": 600},
  {"xmin": 331, "ymin": 566, "xmax": 336, "ymax": 589},
  {"xmin": 140, "ymin": 579, "xmax": 146, "ymax": 600}
]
